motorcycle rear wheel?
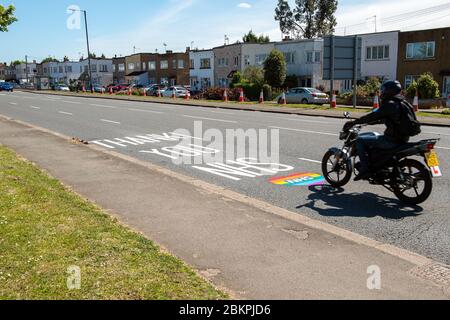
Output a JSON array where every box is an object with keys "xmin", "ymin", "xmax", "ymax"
[
  {"xmin": 393, "ymin": 159, "xmax": 432, "ymax": 205},
  {"xmin": 322, "ymin": 150, "xmax": 352, "ymax": 187}
]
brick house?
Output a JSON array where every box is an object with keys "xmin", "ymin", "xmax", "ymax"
[
  {"xmin": 112, "ymin": 57, "xmax": 126, "ymax": 84},
  {"xmin": 397, "ymin": 27, "xmax": 450, "ymax": 98}
]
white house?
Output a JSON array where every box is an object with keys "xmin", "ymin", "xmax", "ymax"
[
  {"xmin": 189, "ymin": 49, "xmax": 215, "ymax": 91},
  {"xmin": 359, "ymin": 31, "xmax": 399, "ymax": 82},
  {"xmin": 240, "ymin": 42, "xmax": 275, "ymax": 70},
  {"xmin": 14, "ymin": 62, "xmax": 38, "ymax": 84},
  {"xmin": 275, "ymin": 39, "xmax": 324, "ymax": 88},
  {"xmin": 79, "ymin": 58, "xmax": 113, "ymax": 87}
]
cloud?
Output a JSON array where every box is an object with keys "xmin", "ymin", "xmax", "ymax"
[{"xmin": 238, "ymin": 2, "xmax": 252, "ymax": 9}]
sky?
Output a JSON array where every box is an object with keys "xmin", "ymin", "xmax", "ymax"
[{"xmin": 1, "ymin": 0, "xmax": 450, "ymax": 63}]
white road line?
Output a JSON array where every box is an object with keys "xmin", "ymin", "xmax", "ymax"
[
  {"xmin": 58, "ymin": 111, "xmax": 73, "ymax": 116},
  {"xmin": 90, "ymin": 104, "xmax": 117, "ymax": 109},
  {"xmin": 436, "ymin": 146, "xmax": 450, "ymax": 150},
  {"xmin": 100, "ymin": 119, "xmax": 121, "ymax": 125},
  {"xmin": 9, "ymin": 102, "xmax": 17, "ymax": 105},
  {"xmin": 299, "ymin": 158, "xmax": 322, "ymax": 164},
  {"xmin": 281, "ymin": 117, "xmax": 330, "ymax": 124},
  {"xmin": 62, "ymin": 100, "xmax": 81, "ymax": 104},
  {"xmin": 270, "ymin": 126, "xmax": 338, "ymax": 137},
  {"xmin": 183, "ymin": 115, "xmax": 238, "ymax": 123},
  {"xmin": 127, "ymin": 108, "xmax": 163, "ymax": 114},
  {"xmin": 30, "ymin": 106, "xmax": 41, "ymax": 109},
  {"xmin": 0, "ymin": 94, "xmax": 5, "ymax": 96}
]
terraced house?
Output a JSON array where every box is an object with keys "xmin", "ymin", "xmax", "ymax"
[{"xmin": 397, "ymin": 27, "xmax": 450, "ymax": 98}]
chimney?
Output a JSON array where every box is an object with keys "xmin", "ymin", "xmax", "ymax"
[
  {"xmin": 186, "ymin": 47, "xmax": 191, "ymax": 52},
  {"xmin": 283, "ymin": 36, "xmax": 291, "ymax": 41}
]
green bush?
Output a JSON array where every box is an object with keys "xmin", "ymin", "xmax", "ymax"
[
  {"xmin": 283, "ymin": 75, "xmax": 299, "ymax": 89},
  {"xmin": 243, "ymin": 66, "xmax": 264, "ymax": 86},
  {"xmin": 230, "ymin": 72, "xmax": 243, "ymax": 88},
  {"xmin": 406, "ymin": 73, "xmax": 440, "ymax": 99},
  {"xmin": 232, "ymin": 82, "xmax": 272, "ymax": 101}
]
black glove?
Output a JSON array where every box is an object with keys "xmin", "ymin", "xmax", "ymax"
[{"xmin": 343, "ymin": 121, "xmax": 355, "ymax": 132}]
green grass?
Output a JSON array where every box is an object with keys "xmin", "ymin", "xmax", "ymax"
[{"xmin": 0, "ymin": 146, "xmax": 227, "ymax": 300}]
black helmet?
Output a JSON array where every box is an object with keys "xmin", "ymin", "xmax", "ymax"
[{"xmin": 380, "ymin": 80, "xmax": 402, "ymax": 100}]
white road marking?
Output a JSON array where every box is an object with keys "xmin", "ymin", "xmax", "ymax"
[
  {"xmin": 127, "ymin": 108, "xmax": 163, "ymax": 114},
  {"xmin": 58, "ymin": 111, "xmax": 73, "ymax": 116},
  {"xmin": 62, "ymin": 100, "xmax": 81, "ymax": 104},
  {"xmin": 100, "ymin": 119, "xmax": 121, "ymax": 125},
  {"xmin": 0, "ymin": 94, "xmax": 5, "ymax": 96},
  {"xmin": 30, "ymin": 106, "xmax": 41, "ymax": 109},
  {"xmin": 299, "ymin": 158, "xmax": 322, "ymax": 164},
  {"xmin": 9, "ymin": 102, "xmax": 17, "ymax": 105},
  {"xmin": 183, "ymin": 115, "xmax": 238, "ymax": 124},
  {"xmin": 436, "ymin": 146, "xmax": 450, "ymax": 150},
  {"xmin": 423, "ymin": 131, "xmax": 450, "ymax": 137},
  {"xmin": 270, "ymin": 126, "xmax": 338, "ymax": 137},
  {"xmin": 280, "ymin": 117, "xmax": 330, "ymax": 124},
  {"xmin": 90, "ymin": 104, "xmax": 117, "ymax": 109}
]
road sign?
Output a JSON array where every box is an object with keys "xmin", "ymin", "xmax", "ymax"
[
  {"xmin": 323, "ymin": 35, "xmax": 362, "ymax": 80},
  {"xmin": 323, "ymin": 35, "xmax": 362, "ymax": 108}
]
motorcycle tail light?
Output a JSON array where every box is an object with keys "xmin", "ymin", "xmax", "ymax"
[{"xmin": 427, "ymin": 143, "xmax": 435, "ymax": 151}]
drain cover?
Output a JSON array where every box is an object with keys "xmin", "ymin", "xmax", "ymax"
[{"xmin": 409, "ymin": 263, "xmax": 450, "ymax": 288}]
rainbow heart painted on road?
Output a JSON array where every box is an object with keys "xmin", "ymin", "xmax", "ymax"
[{"xmin": 269, "ymin": 173, "xmax": 325, "ymax": 187}]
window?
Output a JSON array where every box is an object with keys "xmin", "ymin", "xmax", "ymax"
[
  {"xmin": 43, "ymin": 68, "xmax": 48, "ymax": 74},
  {"xmin": 178, "ymin": 59, "xmax": 185, "ymax": 69},
  {"xmin": 218, "ymin": 57, "xmax": 228, "ymax": 66},
  {"xmin": 306, "ymin": 52, "xmax": 313, "ymax": 63},
  {"xmin": 244, "ymin": 55, "xmax": 250, "ymax": 66},
  {"xmin": 91, "ymin": 65, "xmax": 97, "ymax": 72},
  {"xmin": 405, "ymin": 75, "xmax": 419, "ymax": 88},
  {"xmin": 219, "ymin": 78, "xmax": 229, "ymax": 87},
  {"xmin": 366, "ymin": 45, "xmax": 390, "ymax": 60},
  {"xmin": 406, "ymin": 42, "xmax": 435, "ymax": 59},
  {"xmin": 315, "ymin": 51, "xmax": 321, "ymax": 63},
  {"xmin": 255, "ymin": 54, "xmax": 267, "ymax": 66},
  {"xmin": 142, "ymin": 62, "xmax": 146, "ymax": 70},
  {"xmin": 172, "ymin": 60, "xmax": 177, "ymax": 69},
  {"xmin": 118, "ymin": 64, "xmax": 125, "ymax": 72},
  {"xmin": 284, "ymin": 52, "xmax": 295, "ymax": 64},
  {"xmin": 66, "ymin": 66, "xmax": 72, "ymax": 73},
  {"xmin": 112, "ymin": 64, "xmax": 116, "ymax": 72},
  {"xmin": 190, "ymin": 59, "xmax": 195, "ymax": 69},
  {"xmin": 100, "ymin": 65, "xmax": 108, "ymax": 72},
  {"xmin": 128, "ymin": 63, "xmax": 135, "ymax": 70},
  {"xmin": 59, "ymin": 66, "xmax": 63, "ymax": 73},
  {"xmin": 160, "ymin": 60, "xmax": 168, "ymax": 69},
  {"xmin": 149, "ymin": 61, "xmax": 156, "ymax": 70},
  {"xmin": 200, "ymin": 58, "xmax": 211, "ymax": 69},
  {"xmin": 234, "ymin": 56, "xmax": 239, "ymax": 66}
]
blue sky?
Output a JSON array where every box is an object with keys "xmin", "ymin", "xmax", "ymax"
[{"xmin": 1, "ymin": 0, "xmax": 449, "ymax": 63}]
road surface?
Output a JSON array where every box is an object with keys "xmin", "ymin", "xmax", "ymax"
[{"xmin": 1, "ymin": 91, "xmax": 449, "ymax": 264}]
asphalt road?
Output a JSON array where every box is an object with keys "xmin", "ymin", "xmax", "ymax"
[{"xmin": 1, "ymin": 90, "xmax": 449, "ymax": 264}]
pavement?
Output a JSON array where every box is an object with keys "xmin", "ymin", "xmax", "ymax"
[
  {"xmin": 25, "ymin": 90, "xmax": 450, "ymax": 127},
  {"xmin": 1, "ymin": 90, "xmax": 449, "ymax": 299}
]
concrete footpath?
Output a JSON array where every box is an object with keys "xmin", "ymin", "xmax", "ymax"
[
  {"xmin": 26, "ymin": 90, "xmax": 450, "ymax": 127},
  {"xmin": 0, "ymin": 115, "xmax": 449, "ymax": 299}
]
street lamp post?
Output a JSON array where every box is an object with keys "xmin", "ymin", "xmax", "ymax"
[{"xmin": 71, "ymin": 8, "xmax": 93, "ymax": 93}]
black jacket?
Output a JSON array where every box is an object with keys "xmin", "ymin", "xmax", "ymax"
[{"xmin": 354, "ymin": 95, "xmax": 409, "ymax": 144}]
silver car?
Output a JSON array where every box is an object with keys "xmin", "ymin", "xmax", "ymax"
[
  {"xmin": 277, "ymin": 87, "xmax": 329, "ymax": 105},
  {"xmin": 162, "ymin": 86, "xmax": 188, "ymax": 98}
]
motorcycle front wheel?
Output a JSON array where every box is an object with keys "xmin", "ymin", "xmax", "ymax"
[
  {"xmin": 322, "ymin": 150, "xmax": 353, "ymax": 187},
  {"xmin": 393, "ymin": 159, "xmax": 433, "ymax": 205}
]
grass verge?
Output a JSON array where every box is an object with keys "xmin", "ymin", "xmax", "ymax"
[{"xmin": 0, "ymin": 145, "xmax": 227, "ymax": 300}]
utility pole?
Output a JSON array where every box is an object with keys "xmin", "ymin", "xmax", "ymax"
[
  {"xmin": 83, "ymin": 10, "xmax": 93, "ymax": 93},
  {"xmin": 25, "ymin": 55, "xmax": 28, "ymax": 84}
]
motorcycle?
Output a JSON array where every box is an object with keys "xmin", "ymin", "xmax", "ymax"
[{"xmin": 321, "ymin": 113, "xmax": 442, "ymax": 205}]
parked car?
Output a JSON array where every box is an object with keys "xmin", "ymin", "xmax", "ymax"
[
  {"xmin": 107, "ymin": 84, "xmax": 130, "ymax": 93},
  {"xmin": 276, "ymin": 87, "xmax": 329, "ymax": 105},
  {"xmin": 145, "ymin": 84, "xmax": 167, "ymax": 96},
  {"xmin": 54, "ymin": 84, "xmax": 70, "ymax": 92},
  {"xmin": 0, "ymin": 82, "xmax": 14, "ymax": 92},
  {"xmin": 93, "ymin": 85, "xmax": 106, "ymax": 93},
  {"xmin": 20, "ymin": 83, "xmax": 35, "ymax": 90},
  {"xmin": 162, "ymin": 86, "xmax": 188, "ymax": 98}
]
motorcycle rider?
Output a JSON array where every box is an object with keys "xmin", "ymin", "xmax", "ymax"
[{"xmin": 343, "ymin": 80, "xmax": 413, "ymax": 181}]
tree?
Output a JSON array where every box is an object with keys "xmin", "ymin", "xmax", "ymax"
[
  {"xmin": 264, "ymin": 49, "xmax": 286, "ymax": 88},
  {"xmin": 243, "ymin": 30, "xmax": 270, "ymax": 44},
  {"xmin": 0, "ymin": 4, "xmax": 17, "ymax": 32},
  {"xmin": 406, "ymin": 73, "xmax": 440, "ymax": 99},
  {"xmin": 11, "ymin": 60, "xmax": 24, "ymax": 66},
  {"xmin": 243, "ymin": 66, "xmax": 264, "ymax": 85},
  {"xmin": 275, "ymin": 0, "xmax": 338, "ymax": 39},
  {"xmin": 41, "ymin": 57, "xmax": 59, "ymax": 64}
]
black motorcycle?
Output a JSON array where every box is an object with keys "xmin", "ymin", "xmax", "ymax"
[{"xmin": 322, "ymin": 114, "xmax": 441, "ymax": 205}]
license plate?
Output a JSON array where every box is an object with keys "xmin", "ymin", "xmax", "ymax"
[{"xmin": 425, "ymin": 151, "xmax": 440, "ymax": 167}]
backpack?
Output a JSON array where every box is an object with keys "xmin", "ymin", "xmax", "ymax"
[{"xmin": 394, "ymin": 98, "xmax": 422, "ymax": 137}]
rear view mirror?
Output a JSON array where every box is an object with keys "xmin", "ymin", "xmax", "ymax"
[{"xmin": 344, "ymin": 112, "xmax": 350, "ymax": 119}]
